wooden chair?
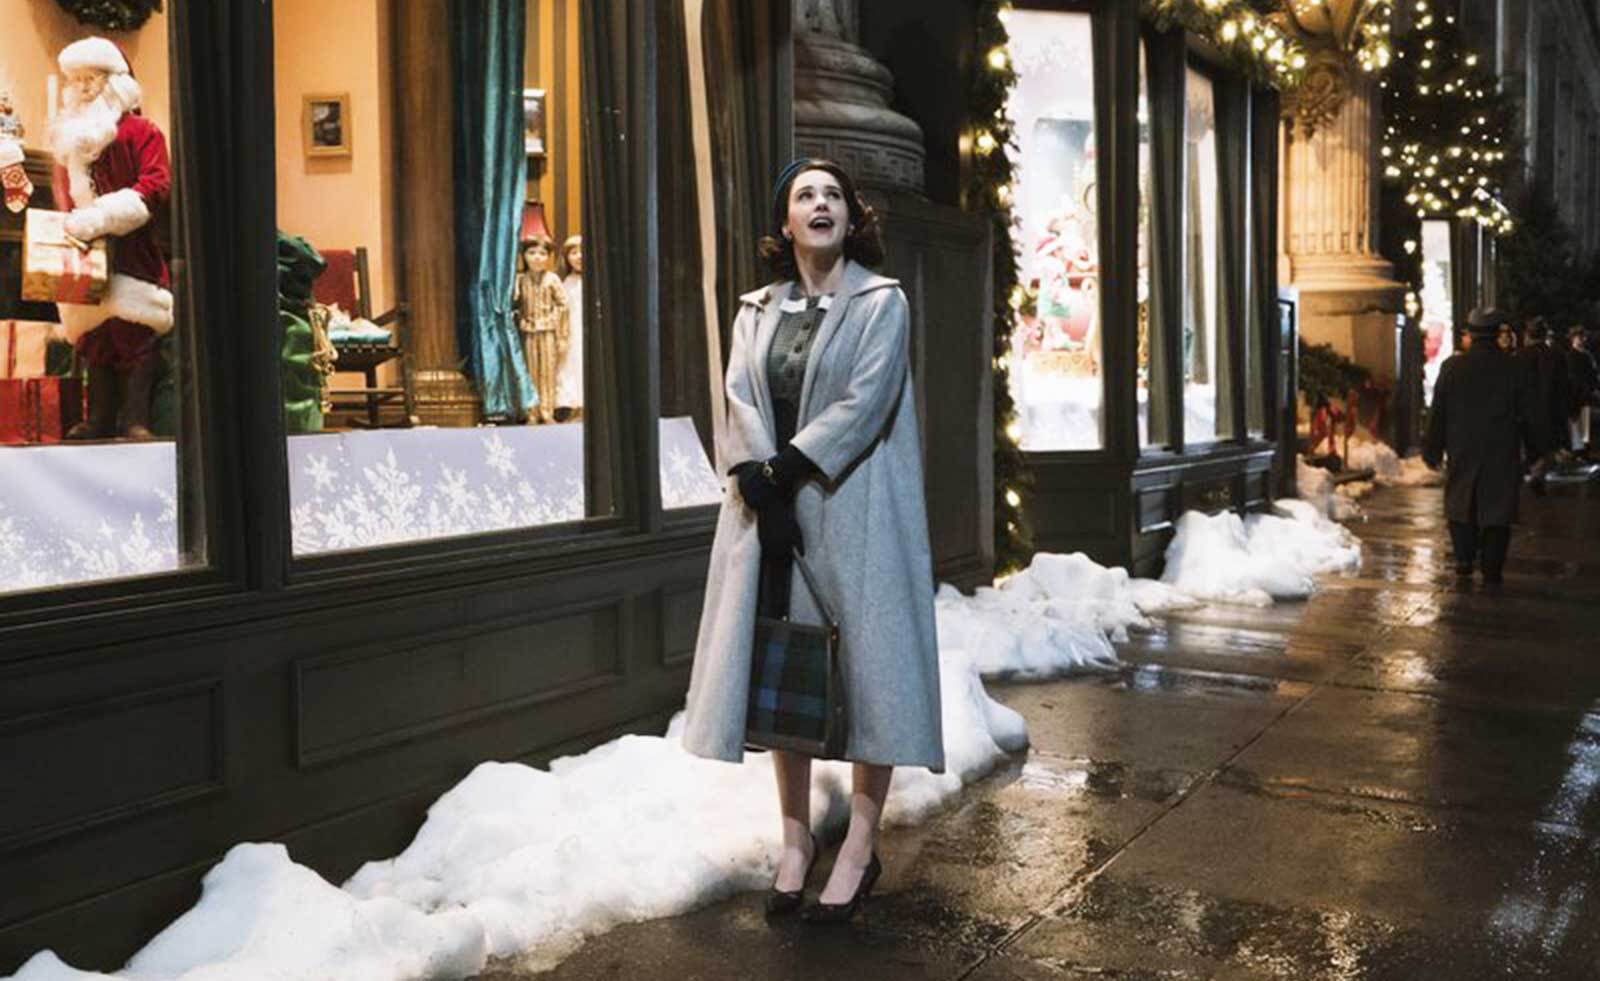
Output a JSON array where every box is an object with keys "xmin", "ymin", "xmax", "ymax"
[{"xmin": 312, "ymin": 247, "xmax": 417, "ymax": 427}]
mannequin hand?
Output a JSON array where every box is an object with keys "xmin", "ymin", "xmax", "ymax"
[{"xmin": 64, "ymin": 207, "xmax": 103, "ymax": 244}]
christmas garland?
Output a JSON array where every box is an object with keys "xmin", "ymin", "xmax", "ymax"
[
  {"xmin": 55, "ymin": 0, "xmax": 162, "ymax": 32},
  {"xmin": 967, "ymin": 1, "xmax": 1033, "ymax": 575},
  {"xmin": 1379, "ymin": 1, "xmax": 1518, "ymax": 234},
  {"xmin": 1140, "ymin": 0, "xmax": 1308, "ymax": 90}
]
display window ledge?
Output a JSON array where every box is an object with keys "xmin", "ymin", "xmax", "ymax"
[{"xmin": 0, "ymin": 518, "xmax": 718, "ymax": 667}]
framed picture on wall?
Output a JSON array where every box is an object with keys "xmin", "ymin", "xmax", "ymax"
[
  {"xmin": 523, "ymin": 88, "xmax": 547, "ymax": 158},
  {"xmin": 303, "ymin": 93, "xmax": 352, "ymax": 158}
]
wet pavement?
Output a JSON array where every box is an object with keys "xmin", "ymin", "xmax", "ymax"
[{"xmin": 476, "ymin": 481, "xmax": 1600, "ymax": 980}]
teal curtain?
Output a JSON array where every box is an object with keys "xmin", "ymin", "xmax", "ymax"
[{"xmin": 451, "ymin": 0, "xmax": 534, "ymax": 421}]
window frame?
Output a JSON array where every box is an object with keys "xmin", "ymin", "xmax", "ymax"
[{"xmin": 0, "ymin": 0, "xmax": 704, "ymax": 644}]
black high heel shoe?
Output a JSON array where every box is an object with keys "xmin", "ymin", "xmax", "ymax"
[
  {"xmin": 765, "ymin": 833, "xmax": 819, "ymax": 918},
  {"xmin": 801, "ymin": 851, "xmax": 881, "ymax": 924}
]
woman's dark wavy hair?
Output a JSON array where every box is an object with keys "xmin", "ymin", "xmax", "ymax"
[{"xmin": 757, "ymin": 158, "xmax": 884, "ymax": 281}]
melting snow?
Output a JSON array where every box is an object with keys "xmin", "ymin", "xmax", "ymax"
[{"xmin": 8, "ymin": 499, "xmax": 1362, "ymax": 981}]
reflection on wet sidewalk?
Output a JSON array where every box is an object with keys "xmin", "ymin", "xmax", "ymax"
[{"xmin": 486, "ymin": 484, "xmax": 1600, "ymax": 980}]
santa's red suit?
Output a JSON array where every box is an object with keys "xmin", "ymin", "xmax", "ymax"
[{"xmin": 50, "ymin": 38, "xmax": 173, "ymax": 371}]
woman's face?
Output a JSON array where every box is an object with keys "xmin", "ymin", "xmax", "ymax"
[
  {"xmin": 566, "ymin": 244, "xmax": 583, "ymax": 274},
  {"xmin": 524, "ymin": 242, "xmax": 551, "ymax": 272},
  {"xmin": 1496, "ymin": 326, "xmax": 1515, "ymax": 351},
  {"xmin": 784, "ymin": 168, "xmax": 849, "ymax": 261}
]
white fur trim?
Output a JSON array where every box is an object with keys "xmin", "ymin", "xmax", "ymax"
[
  {"xmin": 105, "ymin": 73, "xmax": 142, "ymax": 113},
  {"xmin": 57, "ymin": 274, "xmax": 174, "ymax": 342},
  {"xmin": 0, "ymin": 140, "xmax": 21, "ymax": 167},
  {"xmin": 71, "ymin": 188, "xmax": 150, "ymax": 240},
  {"xmin": 59, "ymin": 38, "xmax": 129, "ymax": 76},
  {"xmin": 65, "ymin": 159, "xmax": 95, "ymax": 209}
]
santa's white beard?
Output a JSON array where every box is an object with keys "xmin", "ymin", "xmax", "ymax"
[{"xmin": 47, "ymin": 94, "xmax": 123, "ymax": 206}]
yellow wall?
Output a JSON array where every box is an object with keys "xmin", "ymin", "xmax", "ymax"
[
  {"xmin": 526, "ymin": 0, "xmax": 583, "ymax": 249},
  {"xmin": 0, "ymin": 3, "xmax": 172, "ymax": 149},
  {"xmin": 273, "ymin": 0, "xmax": 395, "ymax": 312}
]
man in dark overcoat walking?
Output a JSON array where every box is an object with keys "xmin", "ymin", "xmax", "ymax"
[
  {"xmin": 1565, "ymin": 324, "xmax": 1599, "ymax": 455},
  {"xmin": 1517, "ymin": 317, "xmax": 1572, "ymax": 461},
  {"xmin": 1424, "ymin": 308, "xmax": 1548, "ymax": 584}
]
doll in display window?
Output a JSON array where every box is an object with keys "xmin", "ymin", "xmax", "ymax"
[
  {"xmin": 556, "ymin": 235, "xmax": 583, "ymax": 419},
  {"xmin": 512, "ymin": 232, "xmax": 569, "ymax": 424}
]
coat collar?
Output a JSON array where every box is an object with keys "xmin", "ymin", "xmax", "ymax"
[{"xmin": 738, "ymin": 259, "xmax": 900, "ymax": 309}]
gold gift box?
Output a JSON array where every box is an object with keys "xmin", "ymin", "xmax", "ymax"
[{"xmin": 22, "ymin": 208, "xmax": 109, "ymax": 304}]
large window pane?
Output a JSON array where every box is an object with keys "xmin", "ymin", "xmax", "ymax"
[
  {"xmin": 1, "ymin": 8, "xmax": 203, "ymax": 595},
  {"xmin": 1182, "ymin": 65, "xmax": 1230, "ymax": 444},
  {"xmin": 275, "ymin": 1, "xmax": 627, "ymax": 555},
  {"xmin": 1138, "ymin": 43, "xmax": 1168, "ymax": 451},
  {"xmin": 1419, "ymin": 219, "xmax": 1454, "ymax": 406},
  {"xmin": 1006, "ymin": 10, "xmax": 1104, "ymax": 452}
]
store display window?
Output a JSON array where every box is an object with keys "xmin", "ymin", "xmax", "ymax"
[
  {"xmin": 0, "ymin": 7, "xmax": 205, "ymax": 596},
  {"xmin": 272, "ymin": 1, "xmax": 719, "ymax": 556},
  {"xmin": 1004, "ymin": 10, "xmax": 1104, "ymax": 453},
  {"xmin": 1419, "ymin": 219, "xmax": 1454, "ymax": 406},
  {"xmin": 1182, "ymin": 64, "xmax": 1232, "ymax": 445},
  {"xmin": 1138, "ymin": 43, "xmax": 1168, "ymax": 451}
]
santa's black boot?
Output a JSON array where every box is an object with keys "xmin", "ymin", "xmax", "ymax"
[
  {"xmin": 65, "ymin": 364, "xmax": 119, "ymax": 440},
  {"xmin": 121, "ymin": 351, "xmax": 161, "ymax": 440}
]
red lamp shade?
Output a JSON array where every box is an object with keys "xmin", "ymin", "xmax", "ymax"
[{"xmin": 520, "ymin": 200, "xmax": 552, "ymax": 245}]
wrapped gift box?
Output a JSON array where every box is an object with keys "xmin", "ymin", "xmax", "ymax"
[
  {"xmin": 2, "ymin": 320, "xmax": 58, "ymax": 379},
  {"xmin": 0, "ymin": 377, "xmax": 84, "ymax": 444},
  {"xmin": 22, "ymin": 208, "xmax": 109, "ymax": 304}
]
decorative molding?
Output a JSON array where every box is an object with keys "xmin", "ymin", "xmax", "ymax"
[
  {"xmin": 0, "ymin": 678, "xmax": 224, "ymax": 854},
  {"xmin": 293, "ymin": 595, "xmax": 633, "ymax": 769},
  {"xmin": 792, "ymin": 1, "xmax": 925, "ymax": 194}
]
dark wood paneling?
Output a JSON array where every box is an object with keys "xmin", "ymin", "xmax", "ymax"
[
  {"xmin": 877, "ymin": 192, "xmax": 992, "ymax": 591},
  {"xmin": 659, "ymin": 583, "xmax": 703, "ymax": 667},
  {"xmin": 295, "ymin": 597, "xmax": 632, "ymax": 768},
  {"xmin": 0, "ymin": 680, "xmax": 223, "ymax": 854}
]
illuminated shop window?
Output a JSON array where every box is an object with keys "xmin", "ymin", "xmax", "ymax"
[
  {"xmin": 0, "ymin": 7, "xmax": 205, "ymax": 596},
  {"xmin": 1182, "ymin": 65, "xmax": 1232, "ymax": 444},
  {"xmin": 1005, "ymin": 10, "xmax": 1104, "ymax": 452},
  {"xmin": 1138, "ymin": 43, "xmax": 1168, "ymax": 451},
  {"xmin": 1419, "ymin": 219, "xmax": 1454, "ymax": 406},
  {"xmin": 274, "ymin": 1, "xmax": 719, "ymax": 555}
]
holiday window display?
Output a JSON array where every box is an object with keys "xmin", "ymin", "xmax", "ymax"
[
  {"xmin": 0, "ymin": 90, "xmax": 23, "ymax": 141},
  {"xmin": 512, "ymin": 204, "xmax": 569, "ymax": 425},
  {"xmin": 1004, "ymin": 10, "xmax": 1105, "ymax": 452},
  {"xmin": 556, "ymin": 234, "xmax": 583, "ymax": 414},
  {"xmin": 1181, "ymin": 66, "xmax": 1221, "ymax": 444},
  {"xmin": 1418, "ymin": 219, "xmax": 1453, "ymax": 406},
  {"xmin": 44, "ymin": 36, "xmax": 174, "ymax": 441}
]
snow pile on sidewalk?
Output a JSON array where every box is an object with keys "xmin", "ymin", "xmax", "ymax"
[
  {"xmin": 1345, "ymin": 434, "xmax": 1441, "ymax": 488},
  {"xmin": 1160, "ymin": 499, "xmax": 1362, "ymax": 607},
  {"xmin": 7, "ymin": 502, "xmax": 1362, "ymax": 981}
]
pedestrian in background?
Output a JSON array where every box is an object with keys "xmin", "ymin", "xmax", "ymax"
[
  {"xmin": 1517, "ymin": 316, "xmax": 1572, "ymax": 464},
  {"xmin": 1566, "ymin": 323, "xmax": 1599, "ymax": 456},
  {"xmin": 1425, "ymin": 307, "xmax": 1548, "ymax": 585}
]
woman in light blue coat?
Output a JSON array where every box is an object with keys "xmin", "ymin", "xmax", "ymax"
[{"xmin": 682, "ymin": 159, "xmax": 944, "ymax": 923}]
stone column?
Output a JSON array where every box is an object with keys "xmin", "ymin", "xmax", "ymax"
[
  {"xmin": 791, "ymin": 0, "xmax": 925, "ymax": 194},
  {"xmin": 1282, "ymin": 75, "xmax": 1406, "ymax": 383}
]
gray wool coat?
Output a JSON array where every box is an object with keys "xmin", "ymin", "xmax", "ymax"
[{"xmin": 680, "ymin": 260, "xmax": 945, "ymax": 772}]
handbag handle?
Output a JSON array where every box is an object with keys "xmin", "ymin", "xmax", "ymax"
[{"xmin": 789, "ymin": 550, "xmax": 839, "ymax": 628}]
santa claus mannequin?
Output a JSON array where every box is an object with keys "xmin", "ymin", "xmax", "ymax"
[{"xmin": 48, "ymin": 36, "xmax": 174, "ymax": 440}]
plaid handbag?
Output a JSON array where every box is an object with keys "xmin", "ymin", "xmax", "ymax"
[{"xmin": 745, "ymin": 552, "xmax": 848, "ymax": 759}]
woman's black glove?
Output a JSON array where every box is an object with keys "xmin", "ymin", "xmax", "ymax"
[
  {"xmin": 757, "ymin": 499, "xmax": 805, "ymax": 555},
  {"xmin": 732, "ymin": 444, "xmax": 816, "ymax": 512}
]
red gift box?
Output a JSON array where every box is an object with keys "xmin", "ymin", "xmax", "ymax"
[{"xmin": 0, "ymin": 377, "xmax": 84, "ymax": 444}]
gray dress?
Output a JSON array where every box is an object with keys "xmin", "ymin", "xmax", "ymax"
[{"xmin": 756, "ymin": 294, "xmax": 829, "ymax": 618}]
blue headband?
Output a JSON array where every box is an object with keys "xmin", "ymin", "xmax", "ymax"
[{"xmin": 771, "ymin": 158, "xmax": 821, "ymax": 223}]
